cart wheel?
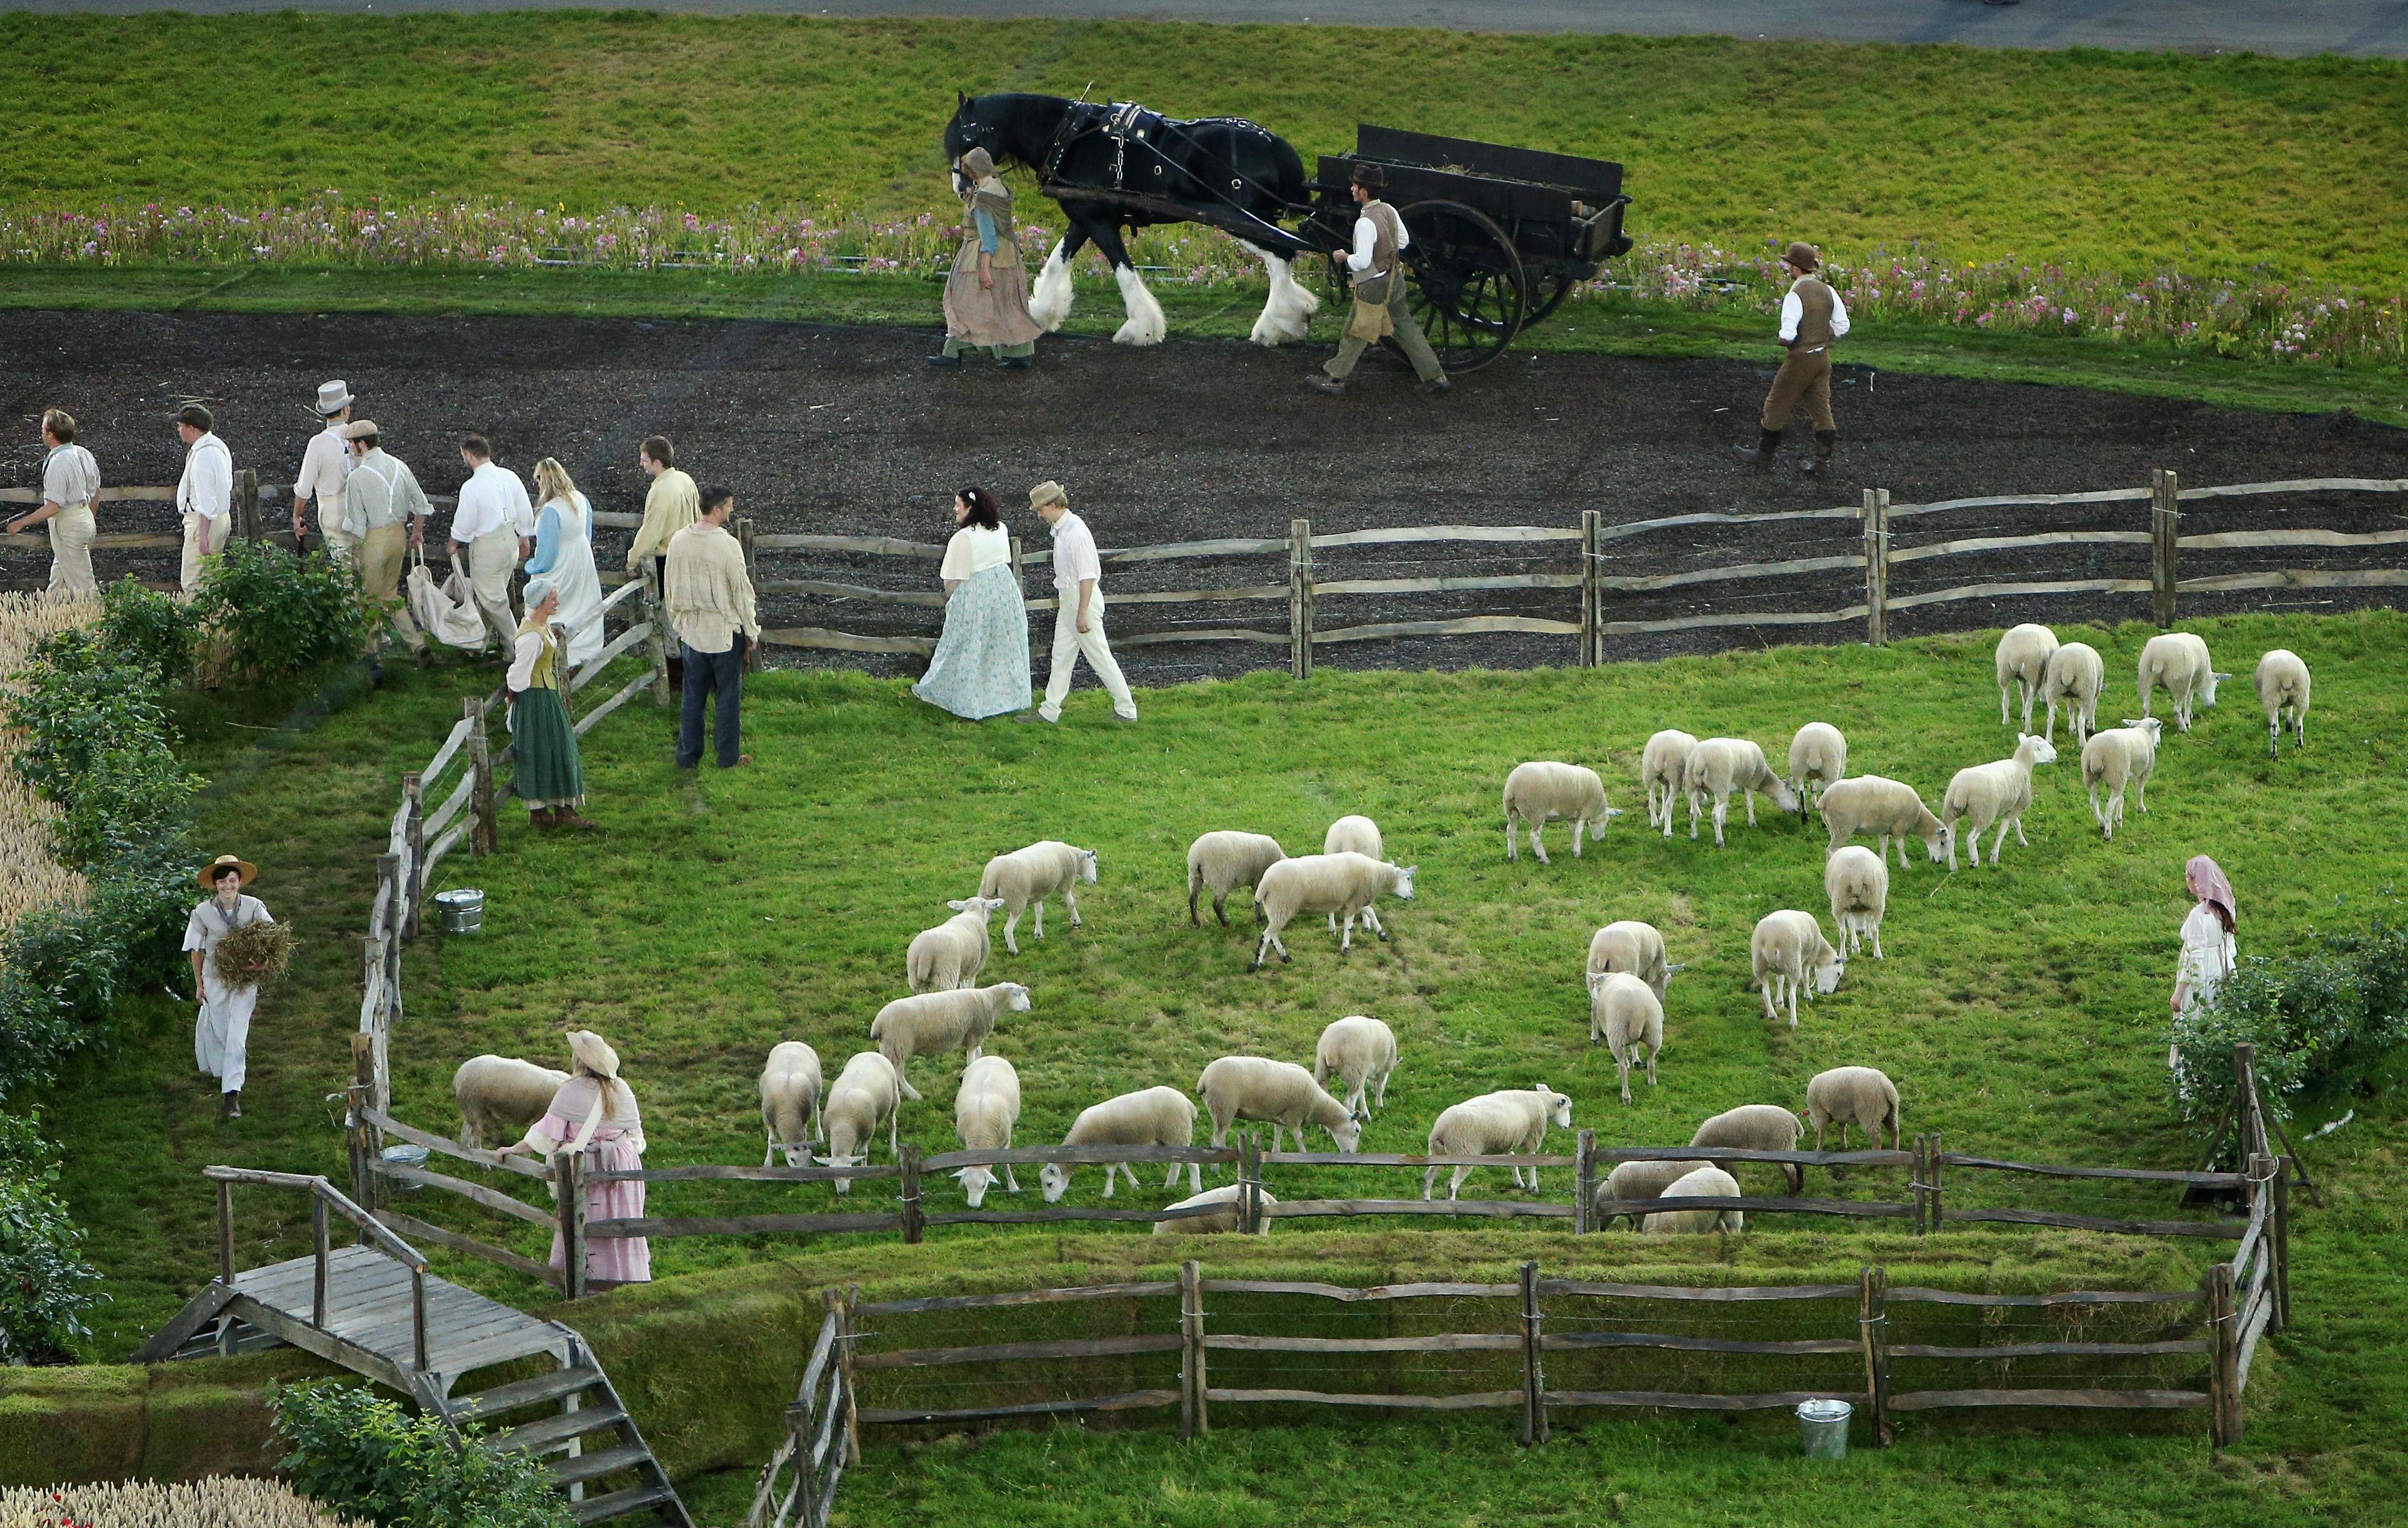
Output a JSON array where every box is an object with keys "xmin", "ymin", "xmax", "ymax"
[
  {"xmin": 1398, "ymin": 199, "xmax": 1526, "ymax": 374},
  {"xmin": 1521, "ymin": 270, "xmax": 1582, "ymax": 325}
]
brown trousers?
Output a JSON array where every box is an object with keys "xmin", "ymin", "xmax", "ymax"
[{"xmin": 1760, "ymin": 346, "xmax": 1834, "ymax": 432}]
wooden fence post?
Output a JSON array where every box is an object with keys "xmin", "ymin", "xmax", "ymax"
[
  {"xmin": 840, "ymin": 1285, "xmax": 862, "ymax": 1466},
  {"xmin": 2207, "ymin": 1261, "xmax": 2241, "ymax": 1447},
  {"xmin": 641, "ymin": 560, "xmax": 673, "ymax": 706},
  {"xmin": 1578, "ymin": 509, "xmax": 1601, "ymax": 667},
  {"xmin": 1927, "ymin": 1130, "xmax": 1946, "ymax": 1232},
  {"xmin": 1573, "ymin": 1130, "xmax": 1595, "ymax": 1234},
  {"xmin": 1288, "ymin": 519, "xmax": 1314, "ymax": 681},
  {"xmin": 2151, "ymin": 468, "xmax": 2181, "ymax": 629},
  {"xmin": 1859, "ymin": 1265, "xmax": 1893, "ymax": 1446},
  {"xmin": 559, "ymin": 1152, "xmax": 588, "ymax": 1301},
  {"xmin": 1238, "ymin": 1133, "xmax": 1262, "ymax": 1234},
  {"xmin": 1910, "ymin": 1134, "xmax": 1929, "ymax": 1235},
  {"xmin": 2232, "ymin": 1043, "xmax": 2268, "ymax": 1162},
  {"xmin": 736, "ymin": 515, "xmax": 762, "ymax": 672},
  {"xmin": 1861, "ymin": 489, "xmax": 1890, "ymax": 646},
  {"xmin": 235, "ymin": 468, "xmax": 261, "ymax": 547},
  {"xmin": 1519, "ymin": 1260, "xmax": 1547, "ymax": 1446},
  {"xmin": 401, "ymin": 772, "xmax": 424, "ymax": 940},
  {"xmin": 899, "ymin": 1145, "xmax": 924, "ymax": 1245},
  {"xmin": 1179, "ymin": 1258, "xmax": 1207, "ymax": 1439},
  {"xmin": 217, "ymin": 1179, "xmax": 236, "ymax": 1286},
  {"xmin": 2271, "ymin": 1156, "xmax": 2292, "ymax": 1332},
  {"xmin": 348, "ymin": 1034, "xmax": 379, "ymax": 1210},
  {"xmin": 465, "ymin": 697, "xmax": 498, "ymax": 855}
]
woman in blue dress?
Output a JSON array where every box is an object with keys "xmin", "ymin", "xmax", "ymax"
[
  {"xmin": 527, "ymin": 457, "xmax": 605, "ymax": 667},
  {"xmin": 912, "ymin": 486, "xmax": 1032, "ymax": 720}
]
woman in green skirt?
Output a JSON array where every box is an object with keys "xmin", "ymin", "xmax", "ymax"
[{"xmin": 506, "ymin": 579, "xmax": 594, "ymax": 830}]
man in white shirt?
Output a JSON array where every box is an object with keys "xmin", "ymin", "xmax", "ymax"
[
  {"xmin": 339, "ymin": 420, "xmax": 433, "ymax": 677},
  {"xmin": 1735, "ymin": 240, "xmax": 1852, "ymax": 475},
  {"xmin": 175, "ymin": 404, "xmax": 233, "ymax": 594},
  {"xmin": 1019, "ymin": 480, "xmax": 1136, "ymax": 725},
  {"xmin": 665, "ymin": 486, "xmax": 761, "ymax": 769},
  {"xmin": 290, "ymin": 380, "xmax": 357, "ymax": 563},
  {"xmin": 5, "ymin": 408, "xmax": 100, "ymax": 595},
  {"xmin": 448, "ymin": 435, "xmax": 535, "ymax": 654},
  {"xmin": 1308, "ymin": 163, "xmax": 1449, "ymax": 397}
]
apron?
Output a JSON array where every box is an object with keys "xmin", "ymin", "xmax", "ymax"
[{"xmin": 1346, "ymin": 201, "xmax": 1405, "ymax": 344}]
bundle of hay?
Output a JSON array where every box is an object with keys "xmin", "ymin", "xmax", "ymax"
[
  {"xmin": 0, "ymin": 1478, "xmax": 367, "ymax": 1527},
  {"xmin": 211, "ymin": 919, "xmax": 299, "ymax": 989}
]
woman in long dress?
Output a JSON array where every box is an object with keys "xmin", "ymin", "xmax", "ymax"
[
  {"xmin": 183, "ymin": 853, "xmax": 273, "ymax": 1120},
  {"xmin": 496, "ymin": 1029, "xmax": 650, "ymax": 1288},
  {"xmin": 527, "ymin": 457, "xmax": 605, "ymax": 667},
  {"xmin": 2170, "ymin": 854, "xmax": 2239, "ymax": 1067},
  {"xmin": 930, "ymin": 148, "xmax": 1043, "ymax": 369},
  {"xmin": 506, "ymin": 579, "xmax": 594, "ymax": 830},
  {"xmin": 912, "ymin": 486, "xmax": 1031, "ymax": 719}
]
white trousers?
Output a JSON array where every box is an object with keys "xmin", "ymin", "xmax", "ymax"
[
  {"xmin": 467, "ymin": 529, "xmax": 521, "ymax": 650},
  {"xmin": 47, "ymin": 505, "xmax": 97, "ymax": 595},
  {"xmin": 316, "ymin": 522, "xmax": 360, "ymax": 566},
  {"xmin": 195, "ymin": 974, "xmax": 258, "ymax": 1093},
  {"xmin": 1040, "ymin": 597, "xmax": 1135, "ymax": 721},
  {"xmin": 180, "ymin": 511, "xmax": 224, "ymax": 594}
]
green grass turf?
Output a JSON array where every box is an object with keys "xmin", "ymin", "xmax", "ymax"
[{"xmin": 2, "ymin": 17, "xmax": 2404, "ymax": 288}]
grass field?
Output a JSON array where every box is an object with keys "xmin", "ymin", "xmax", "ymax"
[{"xmin": 3, "ymin": 17, "xmax": 2404, "ymax": 289}]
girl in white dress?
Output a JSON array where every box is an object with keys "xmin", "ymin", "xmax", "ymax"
[
  {"xmin": 527, "ymin": 457, "xmax": 606, "ymax": 667},
  {"xmin": 2171, "ymin": 854, "xmax": 2238, "ymax": 1067},
  {"xmin": 183, "ymin": 854, "xmax": 274, "ymax": 1119}
]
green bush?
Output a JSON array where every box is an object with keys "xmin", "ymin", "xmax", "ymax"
[
  {"xmin": 97, "ymin": 573, "xmax": 199, "ymax": 682},
  {"xmin": 273, "ymin": 1383, "xmax": 572, "ymax": 1528},
  {"xmin": 0, "ymin": 1111, "xmax": 106, "ymax": 1364},
  {"xmin": 189, "ymin": 541, "xmax": 367, "ymax": 680}
]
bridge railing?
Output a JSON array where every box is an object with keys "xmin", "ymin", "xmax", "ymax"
[{"xmin": 201, "ymin": 1164, "xmax": 433, "ymax": 1372}]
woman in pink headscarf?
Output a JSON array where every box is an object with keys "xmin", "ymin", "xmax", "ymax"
[
  {"xmin": 495, "ymin": 1028, "xmax": 650, "ymax": 1287},
  {"xmin": 2171, "ymin": 855, "xmax": 2239, "ymax": 1066}
]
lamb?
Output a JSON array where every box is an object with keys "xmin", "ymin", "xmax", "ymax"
[
  {"xmin": 1321, "ymin": 816, "xmax": 1386, "ymax": 934},
  {"xmin": 1587, "ymin": 919, "xmax": 1678, "ymax": 1001},
  {"xmin": 819, "ymin": 1051, "xmax": 902, "ymax": 1196},
  {"xmin": 1640, "ymin": 730, "xmax": 1699, "ymax": 836},
  {"xmin": 1995, "ymin": 623, "xmax": 2060, "ymax": 730},
  {"xmin": 977, "ymin": 841, "xmax": 1097, "ymax": 955},
  {"xmin": 1940, "ymin": 733, "xmax": 2059, "ymax": 870},
  {"xmin": 1818, "ymin": 775, "xmax": 1946, "ymax": 868},
  {"xmin": 1583, "ymin": 970, "xmax": 1665, "ymax": 1105},
  {"xmin": 758, "ymin": 1041, "xmax": 823, "ymax": 1169},
  {"xmin": 1750, "ymin": 910, "xmax": 1845, "ymax": 1029},
  {"xmin": 1593, "ymin": 1157, "xmax": 1711, "ymax": 1229},
  {"xmin": 2137, "ymin": 632, "xmax": 2232, "ymax": 733},
  {"xmin": 1683, "ymin": 738, "xmax": 1800, "ymax": 847},
  {"xmin": 2080, "ymin": 717, "xmax": 2162, "ymax": 841},
  {"xmin": 1503, "ymin": 761, "xmax": 1619, "ymax": 863},
  {"xmin": 951, "ymin": 1055, "xmax": 1021, "ymax": 1208},
  {"xmin": 1786, "ymin": 722, "xmax": 1848, "ymax": 813},
  {"xmin": 2254, "ymin": 649, "xmax": 2311, "ymax": 759},
  {"xmin": 1823, "ymin": 845, "xmax": 1889, "ymax": 960},
  {"xmin": 2040, "ymin": 641, "xmax": 2106, "ymax": 746},
  {"xmin": 1038, "ymin": 1086, "xmax": 1203, "ymax": 1202},
  {"xmin": 453, "ymin": 1055, "xmax": 568, "ymax": 1151},
  {"xmin": 1311, "ymin": 1015, "xmax": 1399, "ymax": 1120},
  {"xmin": 869, "ymin": 981, "xmax": 1030, "ymax": 1101},
  {"xmin": 1805, "ymin": 1066, "xmax": 1900, "ymax": 1150},
  {"xmin": 1151, "ymin": 1182, "xmax": 1279, "ymax": 1237},
  {"xmin": 1186, "ymin": 831, "xmax": 1287, "ymax": 927},
  {"xmin": 905, "ymin": 895, "xmax": 1006, "ymax": 992},
  {"xmin": 1421, "ymin": 1085, "xmax": 1572, "ymax": 1201},
  {"xmin": 1250, "ymin": 852, "xmax": 1417, "ymax": 969},
  {"xmin": 1640, "ymin": 1165, "xmax": 1745, "ymax": 1235},
  {"xmin": 1197, "ymin": 1056, "xmax": 1364, "ymax": 1154},
  {"xmin": 1691, "ymin": 1102, "xmax": 1805, "ymax": 1195}
]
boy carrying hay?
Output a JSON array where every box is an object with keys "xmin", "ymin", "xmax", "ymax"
[{"xmin": 184, "ymin": 854, "xmax": 293, "ymax": 1120}]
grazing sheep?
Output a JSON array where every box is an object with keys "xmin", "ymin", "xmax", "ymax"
[
  {"xmin": 1996, "ymin": 623, "xmax": 2060, "ymax": 730},
  {"xmin": 758, "ymin": 1042, "xmax": 823, "ymax": 1168},
  {"xmin": 1421, "ymin": 1085, "xmax": 1573, "ymax": 1201},
  {"xmin": 2041, "ymin": 641, "xmax": 2106, "ymax": 746},
  {"xmin": 1186, "ymin": 831, "xmax": 1287, "ymax": 927},
  {"xmin": 820, "ymin": 1051, "xmax": 902, "ymax": 1196},
  {"xmin": 1683, "ymin": 738, "xmax": 1800, "ymax": 847},
  {"xmin": 1641, "ymin": 1165, "xmax": 1745, "ymax": 1235},
  {"xmin": 1750, "ymin": 910, "xmax": 1845, "ymax": 1029},
  {"xmin": 1940, "ymin": 733, "xmax": 2060, "ymax": 870},
  {"xmin": 1805, "ymin": 1066, "xmax": 1901, "ymax": 1150},
  {"xmin": 1691, "ymin": 1103, "xmax": 1806, "ymax": 1196},
  {"xmin": 1150, "ymin": 1182, "xmax": 1279, "ymax": 1237},
  {"xmin": 951, "ymin": 1054, "xmax": 1021, "ymax": 1208},
  {"xmin": 1640, "ymin": 730, "xmax": 1699, "ymax": 836},
  {"xmin": 1786, "ymin": 722, "xmax": 1848, "ymax": 813},
  {"xmin": 870, "ymin": 982, "xmax": 1030, "ymax": 1101},
  {"xmin": 2255, "ymin": 649, "xmax": 2311, "ymax": 759},
  {"xmin": 1583, "ymin": 970, "xmax": 1665, "ymax": 1105},
  {"xmin": 453, "ymin": 1055, "xmax": 568, "ymax": 1151},
  {"xmin": 1503, "ymin": 761, "xmax": 1620, "ymax": 863},
  {"xmin": 1197, "ymin": 1056, "xmax": 1363, "ymax": 1154},
  {"xmin": 1322, "ymin": 816, "xmax": 1386, "ymax": 933},
  {"xmin": 1312, "ymin": 1015, "xmax": 1399, "ymax": 1120},
  {"xmin": 2137, "ymin": 632, "xmax": 2233, "ymax": 733},
  {"xmin": 905, "ymin": 896, "xmax": 1006, "ymax": 992},
  {"xmin": 1587, "ymin": 920, "xmax": 1679, "ymax": 1001},
  {"xmin": 2081, "ymin": 717, "xmax": 2163, "ymax": 841},
  {"xmin": 1250, "ymin": 852, "xmax": 1417, "ymax": 969},
  {"xmin": 977, "ymin": 841, "xmax": 1098, "ymax": 955},
  {"xmin": 1038, "ymin": 1086, "xmax": 1203, "ymax": 1203},
  {"xmin": 1593, "ymin": 1158, "xmax": 1711, "ymax": 1228},
  {"xmin": 1819, "ymin": 775, "xmax": 1946, "ymax": 868},
  {"xmin": 1823, "ymin": 845, "xmax": 1889, "ymax": 960}
]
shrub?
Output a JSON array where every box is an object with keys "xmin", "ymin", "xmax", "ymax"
[
  {"xmin": 7, "ymin": 629, "xmax": 179, "ymax": 813},
  {"xmin": 189, "ymin": 541, "xmax": 366, "ymax": 680},
  {"xmin": 97, "ymin": 573, "xmax": 199, "ymax": 683},
  {"xmin": 273, "ymin": 1382, "xmax": 574, "ymax": 1528},
  {"xmin": 0, "ymin": 1111, "xmax": 107, "ymax": 1364}
]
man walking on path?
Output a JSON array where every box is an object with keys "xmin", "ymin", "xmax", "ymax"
[
  {"xmin": 1308, "ymin": 163, "xmax": 1450, "ymax": 398},
  {"xmin": 175, "ymin": 404, "xmax": 233, "ymax": 594},
  {"xmin": 666, "ymin": 485, "xmax": 759, "ymax": 769},
  {"xmin": 339, "ymin": 420, "xmax": 433, "ymax": 679},
  {"xmin": 1021, "ymin": 480, "xmax": 1137, "ymax": 725},
  {"xmin": 6, "ymin": 409, "xmax": 100, "ymax": 595},
  {"xmin": 290, "ymin": 380, "xmax": 357, "ymax": 562},
  {"xmin": 450, "ymin": 435, "xmax": 534, "ymax": 655},
  {"xmin": 1734, "ymin": 241, "xmax": 1851, "ymax": 474}
]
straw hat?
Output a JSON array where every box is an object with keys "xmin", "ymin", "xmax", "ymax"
[
  {"xmin": 566, "ymin": 1029, "xmax": 622, "ymax": 1082},
  {"xmin": 314, "ymin": 380, "xmax": 355, "ymax": 416},
  {"xmin": 1029, "ymin": 480, "xmax": 1069, "ymax": 511},
  {"xmin": 197, "ymin": 853, "xmax": 258, "ymax": 889}
]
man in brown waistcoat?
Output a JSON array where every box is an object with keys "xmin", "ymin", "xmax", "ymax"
[
  {"xmin": 1308, "ymin": 163, "xmax": 1450, "ymax": 397},
  {"xmin": 1735, "ymin": 241, "xmax": 1852, "ymax": 474}
]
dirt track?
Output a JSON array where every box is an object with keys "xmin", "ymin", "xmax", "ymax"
[{"xmin": 4, "ymin": 307, "xmax": 2402, "ymax": 683}]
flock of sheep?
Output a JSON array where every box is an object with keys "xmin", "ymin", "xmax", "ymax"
[{"xmin": 448, "ymin": 624, "xmax": 2309, "ymax": 1239}]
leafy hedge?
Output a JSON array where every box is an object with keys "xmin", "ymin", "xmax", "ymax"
[
  {"xmin": 188, "ymin": 543, "xmax": 366, "ymax": 681},
  {"xmin": 0, "ymin": 1112, "xmax": 104, "ymax": 1364},
  {"xmin": 273, "ymin": 1383, "xmax": 571, "ymax": 1528}
]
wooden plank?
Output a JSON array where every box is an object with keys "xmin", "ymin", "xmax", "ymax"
[
  {"xmin": 795, "ymin": 1315, "xmax": 841, "ymax": 1410},
  {"xmin": 1889, "ymin": 1388, "xmax": 2210, "ymax": 1411},
  {"xmin": 750, "ymin": 532, "xmax": 945, "ymax": 558},
  {"xmin": 420, "ymin": 719, "xmax": 476, "ymax": 791},
  {"xmin": 217, "ymin": 1295, "xmax": 420, "ymax": 1396},
  {"xmin": 1597, "ymin": 1147, "xmax": 1916, "ymax": 1168},
  {"xmin": 1883, "ymin": 578, "xmax": 2152, "ymax": 613},
  {"xmin": 1599, "ymin": 605, "xmax": 1867, "ymax": 636},
  {"xmin": 1941, "ymin": 1206, "xmax": 2242, "ymax": 1238},
  {"xmin": 920, "ymin": 1206, "xmax": 1221, "ymax": 1227},
  {"xmin": 1889, "ymin": 1339, "xmax": 2210, "ymax": 1360},
  {"xmin": 591, "ymin": 1162, "xmax": 900, "ymax": 1183},
  {"xmin": 1205, "ymin": 1388, "xmax": 1522, "ymax": 1410},
  {"xmin": 755, "ymin": 627, "xmax": 936, "ymax": 657},
  {"xmin": 373, "ymin": 1211, "xmax": 557, "ymax": 1283},
  {"xmin": 364, "ymin": 1111, "xmax": 553, "ymax": 1180},
  {"xmin": 2175, "ymin": 476, "xmax": 2407, "ymax": 500},
  {"xmin": 755, "ymin": 578, "xmax": 948, "ymax": 607},
  {"xmin": 1541, "ymin": 1279, "xmax": 1856, "ymax": 1302},
  {"xmin": 1937, "ymin": 1155, "xmax": 2247, "ymax": 1186},
  {"xmin": 1542, "ymin": 1332, "xmax": 1860, "ymax": 1356},
  {"xmin": 1263, "ymin": 1152, "xmax": 1575, "ymax": 1168},
  {"xmin": 1062, "ymin": 583, "xmax": 1288, "ymax": 607},
  {"xmin": 130, "ymin": 1282, "xmax": 239, "ymax": 1363},
  {"xmin": 585, "ymin": 1212, "xmax": 902, "ymax": 1238},
  {"xmin": 858, "ymin": 1282, "xmax": 1180, "ymax": 1315},
  {"xmin": 921, "ymin": 1145, "xmax": 1233, "ymax": 1169},
  {"xmin": 450, "ymin": 1365, "xmax": 601, "ymax": 1419},
  {"xmin": 1886, "ymin": 1286, "xmax": 2203, "ymax": 1308},
  {"xmin": 1547, "ymin": 1390, "xmax": 1867, "ymax": 1412},
  {"xmin": 572, "ymin": 667, "xmax": 655, "ymax": 737},
  {"xmin": 1112, "ymin": 627, "xmax": 1291, "ymax": 648},
  {"xmin": 1316, "ymin": 616, "xmax": 1583, "ymax": 643},
  {"xmin": 568, "ymin": 623, "xmax": 655, "ymax": 693},
  {"xmin": 2235, "ymin": 1283, "xmax": 2274, "ymax": 1391},
  {"xmin": 1889, "ymin": 530, "xmax": 2152, "ymax": 563},
  {"xmin": 1594, "ymin": 554, "xmax": 1863, "ymax": 592},
  {"xmin": 1311, "ymin": 525, "xmax": 1583, "ymax": 549},
  {"xmin": 417, "ymin": 824, "xmax": 468, "ymax": 890},
  {"xmin": 587, "ymin": 510, "xmax": 642, "ymax": 529},
  {"xmin": 1202, "ymin": 1333, "xmax": 1522, "ymax": 1355},
  {"xmin": 1197, "ymin": 1280, "xmax": 1516, "ymax": 1302},
  {"xmin": 370, "ymin": 1164, "xmax": 554, "ymax": 1226},
  {"xmin": 1268, "ymin": 1199, "xmax": 1577, "ymax": 1220},
  {"xmin": 2180, "ymin": 527, "xmax": 2408, "ymax": 551},
  {"xmin": 1593, "ymin": 506, "xmax": 1867, "ymax": 544},
  {"xmin": 854, "ymin": 1334, "xmax": 1183, "ymax": 1370},
  {"xmin": 1101, "ymin": 536, "xmax": 1287, "ymax": 565},
  {"xmin": 1886, "ymin": 487, "xmax": 2153, "ymax": 518},
  {"xmin": 1590, "ymin": 1196, "xmax": 1916, "ymax": 1221},
  {"xmin": 1316, "ymin": 573, "xmax": 1585, "ymax": 596},
  {"xmin": 424, "ymin": 769, "xmax": 477, "ymax": 841},
  {"xmin": 856, "ymin": 1390, "xmax": 1180, "ymax": 1425},
  {"xmin": 2176, "ymin": 568, "xmax": 2408, "ymax": 593}
]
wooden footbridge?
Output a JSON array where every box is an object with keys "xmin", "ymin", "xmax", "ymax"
[{"xmin": 134, "ymin": 1168, "xmax": 690, "ymax": 1528}]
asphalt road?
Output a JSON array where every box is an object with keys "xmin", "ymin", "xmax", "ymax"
[{"xmin": 5, "ymin": 0, "xmax": 2406, "ymax": 56}]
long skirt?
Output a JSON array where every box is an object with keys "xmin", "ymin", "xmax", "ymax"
[
  {"xmin": 912, "ymin": 563, "xmax": 1031, "ymax": 719},
  {"xmin": 943, "ymin": 236, "xmax": 1045, "ymax": 350},
  {"xmin": 547, "ymin": 1133, "xmax": 651, "ymax": 1283},
  {"xmin": 508, "ymin": 686, "xmax": 586, "ymax": 806}
]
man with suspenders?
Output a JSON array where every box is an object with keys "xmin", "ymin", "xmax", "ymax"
[
  {"xmin": 1308, "ymin": 163, "xmax": 1451, "ymax": 397},
  {"xmin": 338, "ymin": 420, "xmax": 435, "ymax": 679}
]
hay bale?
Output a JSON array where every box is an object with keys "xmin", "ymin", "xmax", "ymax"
[
  {"xmin": 208, "ymin": 921, "xmax": 296, "ymax": 991},
  {"xmin": 0, "ymin": 1477, "xmax": 367, "ymax": 1527}
]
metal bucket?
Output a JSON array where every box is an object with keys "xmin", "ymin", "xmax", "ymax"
[
  {"xmin": 381, "ymin": 1143, "xmax": 430, "ymax": 1190},
  {"xmin": 434, "ymin": 888, "xmax": 484, "ymax": 935},
  {"xmin": 1797, "ymin": 1397, "xmax": 1852, "ymax": 1459}
]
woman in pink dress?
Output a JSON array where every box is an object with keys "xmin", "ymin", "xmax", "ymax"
[{"xmin": 496, "ymin": 1029, "xmax": 651, "ymax": 1286}]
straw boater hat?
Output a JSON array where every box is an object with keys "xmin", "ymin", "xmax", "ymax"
[
  {"xmin": 1782, "ymin": 242, "xmax": 1820, "ymax": 274},
  {"xmin": 197, "ymin": 853, "xmax": 258, "ymax": 889},
  {"xmin": 1029, "ymin": 480, "xmax": 1068, "ymax": 512},
  {"xmin": 313, "ymin": 380, "xmax": 354, "ymax": 417},
  {"xmin": 566, "ymin": 1029, "xmax": 621, "ymax": 1082}
]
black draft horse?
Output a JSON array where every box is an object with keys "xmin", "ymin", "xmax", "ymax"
[{"xmin": 942, "ymin": 91, "xmax": 1322, "ymax": 348}]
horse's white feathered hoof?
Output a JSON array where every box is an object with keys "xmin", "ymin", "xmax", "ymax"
[
  {"xmin": 1112, "ymin": 264, "xmax": 1167, "ymax": 345},
  {"xmin": 1114, "ymin": 316, "xmax": 1166, "ymax": 345},
  {"xmin": 1028, "ymin": 246, "xmax": 1073, "ymax": 332}
]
